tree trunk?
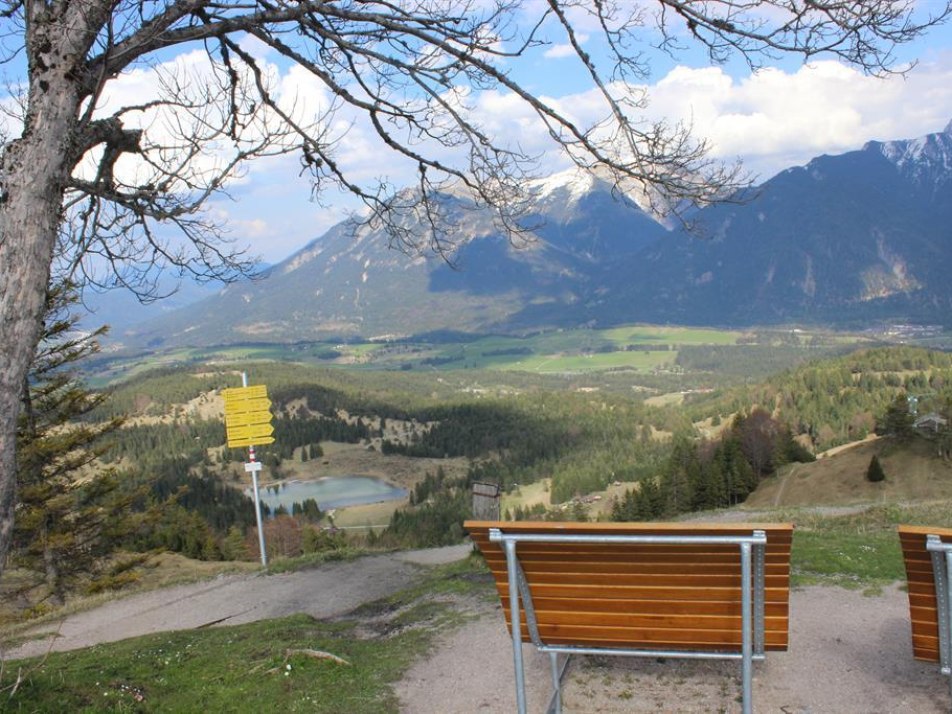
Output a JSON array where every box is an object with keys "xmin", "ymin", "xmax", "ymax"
[{"xmin": 0, "ymin": 67, "xmax": 82, "ymax": 579}]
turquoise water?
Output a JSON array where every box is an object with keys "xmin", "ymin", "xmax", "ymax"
[{"xmin": 250, "ymin": 476, "xmax": 407, "ymax": 511}]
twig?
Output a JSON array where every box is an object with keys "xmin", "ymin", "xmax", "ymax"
[
  {"xmin": 9, "ymin": 668, "xmax": 23, "ymax": 699},
  {"xmin": 284, "ymin": 648, "xmax": 351, "ymax": 666}
]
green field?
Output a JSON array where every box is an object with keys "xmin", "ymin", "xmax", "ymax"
[
  {"xmin": 497, "ymin": 349, "xmax": 675, "ymax": 373},
  {"xmin": 95, "ymin": 324, "xmax": 767, "ymax": 384}
]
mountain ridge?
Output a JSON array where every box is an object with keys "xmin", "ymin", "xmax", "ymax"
[{"xmin": 118, "ymin": 122, "xmax": 952, "ymax": 347}]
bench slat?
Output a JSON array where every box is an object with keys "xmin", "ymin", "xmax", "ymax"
[
  {"xmin": 480, "ymin": 551, "xmax": 793, "ymax": 569},
  {"xmin": 520, "ymin": 595, "xmax": 789, "ymax": 617},
  {"xmin": 500, "ymin": 607, "xmax": 788, "ymax": 630},
  {"xmin": 897, "ymin": 524, "xmax": 952, "ymax": 662},
  {"xmin": 486, "ymin": 571, "xmax": 789, "ymax": 588},
  {"xmin": 494, "ymin": 581, "xmax": 790, "ymax": 601},
  {"xmin": 509, "ymin": 624, "xmax": 790, "ymax": 649}
]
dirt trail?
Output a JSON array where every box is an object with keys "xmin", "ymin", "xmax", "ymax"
[
  {"xmin": 3, "ymin": 545, "xmax": 470, "ymax": 662},
  {"xmin": 773, "ymin": 463, "xmax": 796, "ymax": 507},
  {"xmin": 398, "ymin": 583, "xmax": 950, "ymax": 713}
]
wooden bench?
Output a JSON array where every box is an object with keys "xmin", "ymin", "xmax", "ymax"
[
  {"xmin": 465, "ymin": 520, "xmax": 793, "ymax": 714},
  {"xmin": 898, "ymin": 524, "xmax": 952, "ymax": 701}
]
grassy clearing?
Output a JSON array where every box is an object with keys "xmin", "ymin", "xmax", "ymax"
[
  {"xmin": 599, "ymin": 326, "xmax": 743, "ymax": 346},
  {"xmin": 95, "ymin": 323, "xmax": 753, "ymax": 382},
  {"xmin": 500, "ymin": 350, "xmax": 676, "ymax": 373},
  {"xmin": 500, "ymin": 479, "xmax": 552, "ymax": 515},
  {"xmin": 773, "ymin": 501, "xmax": 952, "ymax": 590},
  {"xmin": 1, "ymin": 557, "xmax": 490, "ymax": 713},
  {"xmin": 328, "ymin": 500, "xmax": 400, "ymax": 530}
]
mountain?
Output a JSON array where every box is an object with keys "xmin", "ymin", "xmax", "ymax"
[
  {"xmin": 581, "ymin": 122, "xmax": 952, "ymax": 328},
  {"xmin": 121, "ymin": 123, "xmax": 952, "ymax": 347},
  {"xmin": 81, "ymin": 278, "xmax": 225, "ymax": 337},
  {"xmin": 120, "ymin": 170, "xmax": 665, "ymax": 347}
]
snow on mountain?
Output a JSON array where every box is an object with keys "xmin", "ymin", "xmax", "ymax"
[
  {"xmin": 528, "ymin": 167, "xmax": 598, "ymax": 203},
  {"xmin": 526, "ymin": 166, "xmax": 670, "ymax": 223},
  {"xmin": 866, "ymin": 121, "xmax": 952, "ymax": 184}
]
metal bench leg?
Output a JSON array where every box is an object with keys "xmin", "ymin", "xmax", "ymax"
[
  {"xmin": 545, "ymin": 652, "xmax": 572, "ymax": 714},
  {"xmin": 928, "ymin": 535, "xmax": 952, "ymax": 704},
  {"xmin": 504, "ymin": 539, "xmax": 528, "ymax": 714},
  {"xmin": 741, "ymin": 541, "xmax": 753, "ymax": 714},
  {"xmin": 945, "ymin": 550, "xmax": 952, "ymax": 705},
  {"xmin": 548, "ymin": 652, "xmax": 561, "ymax": 714}
]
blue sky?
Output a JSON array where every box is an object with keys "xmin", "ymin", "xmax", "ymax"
[
  {"xmin": 201, "ymin": 10, "xmax": 952, "ymax": 265},
  {"xmin": 10, "ymin": 4, "xmax": 952, "ymax": 268}
]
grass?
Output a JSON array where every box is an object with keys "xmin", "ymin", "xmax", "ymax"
[
  {"xmin": 499, "ymin": 350, "xmax": 676, "ymax": 373},
  {"xmin": 778, "ymin": 501, "xmax": 952, "ymax": 589},
  {"xmin": 93, "ymin": 323, "xmax": 759, "ymax": 383},
  {"xmin": 1, "ymin": 557, "xmax": 490, "ymax": 713},
  {"xmin": 746, "ymin": 438, "xmax": 952, "ymax": 509},
  {"xmin": 500, "ymin": 479, "xmax": 552, "ymax": 515},
  {"xmin": 3, "ymin": 614, "xmax": 418, "ymax": 712}
]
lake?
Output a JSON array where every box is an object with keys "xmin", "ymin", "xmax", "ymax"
[{"xmin": 250, "ymin": 476, "xmax": 407, "ymax": 512}]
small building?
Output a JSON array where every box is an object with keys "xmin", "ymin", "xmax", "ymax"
[
  {"xmin": 472, "ymin": 481, "xmax": 501, "ymax": 520},
  {"xmin": 915, "ymin": 413, "xmax": 948, "ymax": 434}
]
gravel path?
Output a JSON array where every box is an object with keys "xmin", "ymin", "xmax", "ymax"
[
  {"xmin": 3, "ymin": 545, "xmax": 470, "ymax": 661},
  {"xmin": 397, "ymin": 583, "xmax": 949, "ymax": 713}
]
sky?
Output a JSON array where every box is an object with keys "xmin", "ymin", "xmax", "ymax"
[
  {"xmin": 12, "ymin": 3, "xmax": 952, "ymax": 268},
  {"xmin": 203, "ymin": 6, "xmax": 952, "ymax": 265}
]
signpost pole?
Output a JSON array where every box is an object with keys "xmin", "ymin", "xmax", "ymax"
[{"xmin": 242, "ymin": 372, "xmax": 268, "ymax": 567}]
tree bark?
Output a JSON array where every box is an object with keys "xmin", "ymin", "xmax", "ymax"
[{"xmin": 0, "ymin": 15, "xmax": 85, "ymax": 577}]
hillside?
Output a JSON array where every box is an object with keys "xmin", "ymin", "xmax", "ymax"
[{"xmin": 747, "ymin": 437, "xmax": 952, "ymax": 508}]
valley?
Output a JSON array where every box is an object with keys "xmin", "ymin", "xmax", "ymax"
[{"xmin": 41, "ymin": 333, "xmax": 952, "ymax": 567}]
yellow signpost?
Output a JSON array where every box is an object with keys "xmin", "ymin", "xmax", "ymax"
[
  {"xmin": 223, "ymin": 377, "xmax": 275, "ymax": 566},
  {"xmin": 223, "ymin": 385, "xmax": 275, "ymax": 448}
]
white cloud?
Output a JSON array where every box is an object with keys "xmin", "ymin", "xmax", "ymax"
[
  {"xmin": 544, "ymin": 33, "xmax": 589, "ymax": 59},
  {"xmin": 645, "ymin": 56, "xmax": 952, "ymax": 179}
]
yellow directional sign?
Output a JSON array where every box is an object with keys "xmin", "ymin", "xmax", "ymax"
[
  {"xmin": 224, "ymin": 397, "xmax": 272, "ymax": 416},
  {"xmin": 223, "ymin": 384, "xmax": 275, "ymax": 448},
  {"xmin": 223, "ymin": 385, "xmax": 267, "ymax": 404},
  {"xmin": 226, "ymin": 423, "xmax": 275, "ymax": 442},
  {"xmin": 225, "ymin": 409, "xmax": 273, "ymax": 429},
  {"xmin": 228, "ymin": 436, "xmax": 274, "ymax": 448}
]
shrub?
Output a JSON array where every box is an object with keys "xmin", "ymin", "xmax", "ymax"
[{"xmin": 867, "ymin": 455, "xmax": 886, "ymax": 483}]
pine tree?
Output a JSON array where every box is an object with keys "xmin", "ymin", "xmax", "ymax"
[
  {"xmin": 867, "ymin": 455, "xmax": 886, "ymax": 483},
  {"xmin": 880, "ymin": 395, "xmax": 916, "ymax": 442},
  {"xmin": 12, "ymin": 283, "xmax": 131, "ymax": 604}
]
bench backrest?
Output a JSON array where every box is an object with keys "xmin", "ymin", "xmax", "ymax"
[
  {"xmin": 897, "ymin": 524, "xmax": 952, "ymax": 663},
  {"xmin": 465, "ymin": 520, "xmax": 793, "ymax": 652}
]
